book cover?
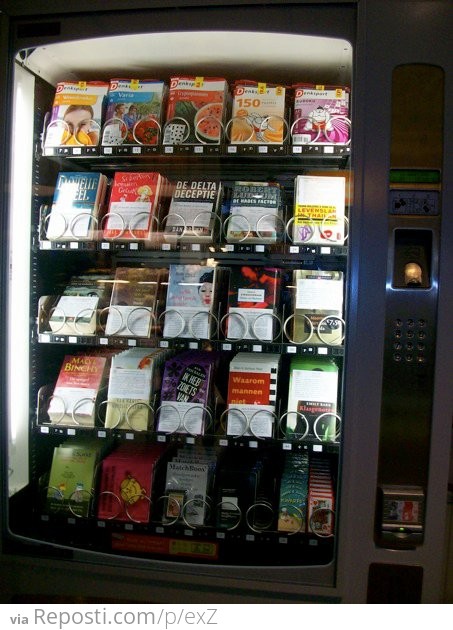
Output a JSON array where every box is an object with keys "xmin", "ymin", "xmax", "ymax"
[
  {"xmin": 104, "ymin": 348, "xmax": 168, "ymax": 431},
  {"xmin": 97, "ymin": 443, "xmax": 165, "ymax": 522},
  {"xmin": 226, "ymin": 353, "xmax": 279, "ymax": 438},
  {"xmin": 44, "ymin": 81, "xmax": 108, "ymax": 149},
  {"xmin": 46, "ymin": 440, "xmax": 100, "ymax": 517},
  {"xmin": 45, "ymin": 171, "xmax": 107, "ymax": 241},
  {"xmin": 102, "ymin": 78, "xmax": 166, "ymax": 146},
  {"xmin": 293, "ymin": 175, "xmax": 346, "ymax": 245},
  {"xmin": 103, "ymin": 171, "xmax": 166, "ymax": 240},
  {"xmin": 286, "ymin": 357, "xmax": 339, "ymax": 441},
  {"xmin": 291, "ymin": 84, "xmax": 350, "ymax": 145},
  {"xmin": 163, "ymin": 76, "xmax": 228, "ymax": 145},
  {"xmin": 226, "ymin": 266, "xmax": 280, "ymax": 341},
  {"xmin": 230, "ymin": 80, "xmax": 286, "ymax": 144},
  {"xmin": 290, "ymin": 269, "xmax": 344, "ymax": 345},
  {"xmin": 164, "ymin": 180, "xmax": 221, "ymax": 242},
  {"xmin": 104, "ymin": 266, "xmax": 167, "ymax": 337},
  {"xmin": 278, "ymin": 452, "xmax": 309, "ymax": 533},
  {"xmin": 164, "ymin": 459, "xmax": 211, "ymax": 526},
  {"xmin": 215, "ymin": 451, "xmax": 261, "ymax": 529},
  {"xmin": 47, "ymin": 354, "xmax": 108, "ymax": 427},
  {"xmin": 226, "ymin": 181, "xmax": 283, "ymax": 243},
  {"xmin": 307, "ymin": 455, "xmax": 335, "ymax": 536},
  {"xmin": 157, "ymin": 351, "xmax": 217, "ymax": 435},
  {"xmin": 49, "ymin": 274, "xmax": 113, "ymax": 335},
  {"xmin": 163, "ymin": 265, "xmax": 218, "ymax": 339}
]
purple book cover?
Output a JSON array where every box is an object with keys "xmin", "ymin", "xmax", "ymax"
[{"xmin": 160, "ymin": 351, "xmax": 216, "ymax": 406}]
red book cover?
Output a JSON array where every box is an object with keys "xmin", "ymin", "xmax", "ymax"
[
  {"xmin": 227, "ymin": 371, "xmax": 272, "ymax": 406},
  {"xmin": 47, "ymin": 354, "xmax": 108, "ymax": 425},
  {"xmin": 103, "ymin": 172, "xmax": 165, "ymax": 240},
  {"xmin": 97, "ymin": 444, "xmax": 165, "ymax": 522}
]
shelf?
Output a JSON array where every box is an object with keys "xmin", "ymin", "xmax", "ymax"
[{"xmin": 43, "ymin": 141, "xmax": 350, "ymax": 169}]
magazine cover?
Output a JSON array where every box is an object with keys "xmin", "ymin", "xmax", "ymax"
[
  {"xmin": 163, "ymin": 265, "xmax": 218, "ymax": 339},
  {"xmin": 226, "ymin": 266, "xmax": 280, "ymax": 341},
  {"xmin": 293, "ymin": 175, "xmax": 346, "ymax": 245},
  {"xmin": 163, "ymin": 76, "xmax": 229, "ymax": 145},
  {"xmin": 230, "ymin": 80, "xmax": 286, "ymax": 144},
  {"xmin": 164, "ymin": 180, "xmax": 221, "ymax": 242},
  {"xmin": 226, "ymin": 181, "xmax": 283, "ymax": 243},
  {"xmin": 45, "ymin": 171, "xmax": 107, "ymax": 241},
  {"xmin": 101, "ymin": 78, "xmax": 166, "ymax": 146},
  {"xmin": 44, "ymin": 81, "xmax": 108, "ymax": 150},
  {"xmin": 291, "ymin": 84, "xmax": 350, "ymax": 145},
  {"xmin": 103, "ymin": 171, "xmax": 167, "ymax": 240}
]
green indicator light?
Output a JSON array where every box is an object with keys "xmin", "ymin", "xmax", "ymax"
[{"xmin": 390, "ymin": 169, "xmax": 441, "ymax": 184}]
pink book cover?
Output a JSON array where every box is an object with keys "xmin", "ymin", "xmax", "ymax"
[{"xmin": 103, "ymin": 172, "xmax": 165, "ymax": 240}]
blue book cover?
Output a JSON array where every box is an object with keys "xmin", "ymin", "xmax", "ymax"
[{"xmin": 46, "ymin": 171, "xmax": 107, "ymax": 240}]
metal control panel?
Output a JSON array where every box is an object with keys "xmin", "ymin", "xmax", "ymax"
[{"xmin": 375, "ymin": 64, "xmax": 443, "ymax": 549}]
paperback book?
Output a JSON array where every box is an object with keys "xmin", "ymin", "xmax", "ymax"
[
  {"xmin": 44, "ymin": 80, "xmax": 108, "ymax": 150},
  {"xmin": 163, "ymin": 180, "xmax": 221, "ymax": 242},
  {"xmin": 226, "ymin": 352, "xmax": 280, "ymax": 438},
  {"xmin": 163, "ymin": 446, "xmax": 217, "ymax": 526},
  {"xmin": 286, "ymin": 357, "xmax": 339, "ymax": 442},
  {"xmin": 47, "ymin": 354, "xmax": 109, "ymax": 427},
  {"xmin": 292, "ymin": 175, "xmax": 346, "ymax": 245},
  {"xmin": 163, "ymin": 76, "xmax": 229, "ymax": 145},
  {"xmin": 104, "ymin": 266, "xmax": 168, "ymax": 337},
  {"xmin": 226, "ymin": 266, "xmax": 280, "ymax": 341},
  {"xmin": 307, "ymin": 455, "xmax": 335, "ymax": 536},
  {"xmin": 157, "ymin": 351, "xmax": 217, "ymax": 435},
  {"xmin": 226, "ymin": 181, "xmax": 284, "ymax": 244},
  {"xmin": 45, "ymin": 171, "xmax": 108, "ymax": 242},
  {"xmin": 48, "ymin": 273, "xmax": 113, "ymax": 336},
  {"xmin": 46, "ymin": 439, "xmax": 102, "ymax": 517},
  {"xmin": 291, "ymin": 84, "xmax": 350, "ymax": 145},
  {"xmin": 103, "ymin": 171, "xmax": 168, "ymax": 240},
  {"xmin": 97, "ymin": 443, "xmax": 166, "ymax": 523},
  {"xmin": 230, "ymin": 80, "xmax": 286, "ymax": 144},
  {"xmin": 215, "ymin": 451, "xmax": 258, "ymax": 529},
  {"xmin": 101, "ymin": 78, "xmax": 167, "ymax": 146},
  {"xmin": 289, "ymin": 269, "xmax": 344, "ymax": 345},
  {"xmin": 278, "ymin": 452, "xmax": 309, "ymax": 533},
  {"xmin": 163, "ymin": 264, "xmax": 222, "ymax": 340},
  {"xmin": 104, "ymin": 347, "xmax": 169, "ymax": 431}
]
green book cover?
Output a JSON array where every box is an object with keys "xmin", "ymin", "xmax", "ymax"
[
  {"xmin": 286, "ymin": 357, "xmax": 339, "ymax": 441},
  {"xmin": 46, "ymin": 441, "xmax": 100, "ymax": 517}
]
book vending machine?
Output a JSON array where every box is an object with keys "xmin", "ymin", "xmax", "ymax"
[{"xmin": 0, "ymin": 0, "xmax": 452, "ymax": 604}]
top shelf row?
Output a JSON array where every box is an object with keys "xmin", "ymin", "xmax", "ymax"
[{"xmin": 41, "ymin": 77, "xmax": 351, "ymax": 160}]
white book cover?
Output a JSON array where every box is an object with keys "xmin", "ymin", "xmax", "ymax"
[
  {"xmin": 293, "ymin": 175, "xmax": 345, "ymax": 245},
  {"xmin": 164, "ymin": 461, "xmax": 210, "ymax": 526},
  {"xmin": 226, "ymin": 353, "xmax": 279, "ymax": 438}
]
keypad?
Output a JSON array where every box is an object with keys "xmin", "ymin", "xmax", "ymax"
[{"xmin": 392, "ymin": 318, "xmax": 428, "ymax": 363}]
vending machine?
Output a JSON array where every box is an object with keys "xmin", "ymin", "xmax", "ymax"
[{"xmin": 0, "ymin": 0, "xmax": 451, "ymax": 604}]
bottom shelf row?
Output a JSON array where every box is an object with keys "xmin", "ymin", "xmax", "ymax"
[{"xmin": 38, "ymin": 439, "xmax": 336, "ymax": 540}]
